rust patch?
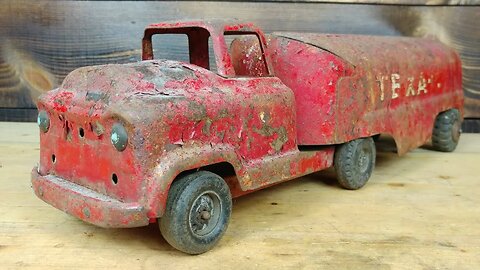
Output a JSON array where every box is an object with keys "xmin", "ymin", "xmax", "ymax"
[
  {"xmin": 253, "ymin": 111, "xmax": 288, "ymax": 152},
  {"xmin": 92, "ymin": 121, "xmax": 105, "ymax": 136},
  {"xmin": 202, "ymin": 118, "xmax": 213, "ymax": 135},
  {"xmin": 86, "ymin": 91, "xmax": 109, "ymax": 104},
  {"xmin": 187, "ymin": 101, "xmax": 208, "ymax": 122}
]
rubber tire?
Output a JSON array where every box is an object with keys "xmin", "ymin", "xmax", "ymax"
[
  {"xmin": 334, "ymin": 137, "xmax": 376, "ymax": 190},
  {"xmin": 159, "ymin": 171, "xmax": 232, "ymax": 255},
  {"xmin": 432, "ymin": 109, "xmax": 461, "ymax": 152}
]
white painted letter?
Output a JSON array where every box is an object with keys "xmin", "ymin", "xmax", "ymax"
[
  {"xmin": 418, "ymin": 76, "xmax": 427, "ymax": 95},
  {"xmin": 406, "ymin": 77, "xmax": 416, "ymax": 96},
  {"xmin": 391, "ymin": 73, "xmax": 400, "ymax": 99},
  {"xmin": 377, "ymin": 75, "xmax": 387, "ymax": 101}
]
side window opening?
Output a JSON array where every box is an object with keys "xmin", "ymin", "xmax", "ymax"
[{"xmin": 225, "ymin": 33, "xmax": 269, "ymax": 77}]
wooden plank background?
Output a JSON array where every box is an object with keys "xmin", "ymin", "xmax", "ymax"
[{"xmin": 0, "ymin": 1, "xmax": 479, "ymax": 123}]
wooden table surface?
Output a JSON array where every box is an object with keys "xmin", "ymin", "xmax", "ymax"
[{"xmin": 1, "ymin": 122, "xmax": 479, "ymax": 269}]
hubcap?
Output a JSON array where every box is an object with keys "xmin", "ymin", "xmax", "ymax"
[
  {"xmin": 189, "ymin": 191, "xmax": 222, "ymax": 236},
  {"xmin": 452, "ymin": 119, "xmax": 461, "ymax": 143},
  {"xmin": 358, "ymin": 143, "xmax": 371, "ymax": 174}
]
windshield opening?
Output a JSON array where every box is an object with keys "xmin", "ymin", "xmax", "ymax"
[{"xmin": 143, "ymin": 27, "xmax": 212, "ymax": 71}]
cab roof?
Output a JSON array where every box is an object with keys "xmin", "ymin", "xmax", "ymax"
[{"xmin": 145, "ymin": 20, "xmax": 260, "ymax": 34}]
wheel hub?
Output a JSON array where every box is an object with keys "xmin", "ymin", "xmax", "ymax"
[
  {"xmin": 201, "ymin": 210, "xmax": 211, "ymax": 220},
  {"xmin": 452, "ymin": 119, "xmax": 461, "ymax": 143},
  {"xmin": 358, "ymin": 144, "xmax": 371, "ymax": 174},
  {"xmin": 189, "ymin": 191, "xmax": 221, "ymax": 236}
]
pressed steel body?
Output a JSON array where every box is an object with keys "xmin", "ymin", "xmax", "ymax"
[
  {"xmin": 32, "ymin": 21, "xmax": 463, "ymax": 228},
  {"xmin": 266, "ymin": 33, "xmax": 463, "ymax": 154}
]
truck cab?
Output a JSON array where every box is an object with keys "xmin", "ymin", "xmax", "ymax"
[
  {"xmin": 32, "ymin": 20, "xmax": 463, "ymax": 255},
  {"xmin": 142, "ymin": 20, "xmax": 273, "ymax": 78}
]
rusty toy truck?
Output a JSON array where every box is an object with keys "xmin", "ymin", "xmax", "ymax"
[{"xmin": 32, "ymin": 20, "xmax": 463, "ymax": 254}]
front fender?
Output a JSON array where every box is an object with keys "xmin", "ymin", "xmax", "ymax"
[{"xmin": 144, "ymin": 143, "xmax": 243, "ymax": 218}]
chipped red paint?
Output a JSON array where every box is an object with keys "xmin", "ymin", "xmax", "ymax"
[
  {"xmin": 32, "ymin": 20, "xmax": 463, "ymax": 228},
  {"xmin": 51, "ymin": 91, "xmax": 74, "ymax": 112},
  {"xmin": 265, "ymin": 33, "xmax": 463, "ymax": 154}
]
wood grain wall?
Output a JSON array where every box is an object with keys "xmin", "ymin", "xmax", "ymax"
[{"xmin": 1, "ymin": 1, "xmax": 479, "ymax": 125}]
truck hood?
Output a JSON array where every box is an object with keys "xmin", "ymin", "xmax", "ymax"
[{"xmin": 39, "ymin": 60, "xmax": 208, "ymax": 120}]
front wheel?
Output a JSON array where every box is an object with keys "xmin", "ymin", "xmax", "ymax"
[
  {"xmin": 159, "ymin": 171, "xmax": 232, "ymax": 254},
  {"xmin": 334, "ymin": 137, "xmax": 376, "ymax": 190}
]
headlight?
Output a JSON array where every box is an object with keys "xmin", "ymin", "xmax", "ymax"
[
  {"xmin": 37, "ymin": 110, "xmax": 50, "ymax": 133},
  {"xmin": 111, "ymin": 123, "xmax": 128, "ymax": 151}
]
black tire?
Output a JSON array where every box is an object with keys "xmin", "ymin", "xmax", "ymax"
[
  {"xmin": 432, "ymin": 109, "xmax": 461, "ymax": 152},
  {"xmin": 334, "ymin": 137, "xmax": 376, "ymax": 190},
  {"xmin": 159, "ymin": 171, "xmax": 232, "ymax": 254}
]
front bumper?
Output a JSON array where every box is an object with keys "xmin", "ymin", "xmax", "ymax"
[{"xmin": 31, "ymin": 167, "xmax": 149, "ymax": 228}]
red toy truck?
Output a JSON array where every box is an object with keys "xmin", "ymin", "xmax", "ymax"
[{"xmin": 32, "ymin": 20, "xmax": 463, "ymax": 254}]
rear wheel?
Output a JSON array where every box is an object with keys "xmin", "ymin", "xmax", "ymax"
[
  {"xmin": 159, "ymin": 171, "xmax": 232, "ymax": 254},
  {"xmin": 432, "ymin": 109, "xmax": 461, "ymax": 152},
  {"xmin": 334, "ymin": 137, "xmax": 376, "ymax": 190}
]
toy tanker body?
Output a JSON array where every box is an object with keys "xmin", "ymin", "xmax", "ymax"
[{"xmin": 32, "ymin": 20, "xmax": 463, "ymax": 254}]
